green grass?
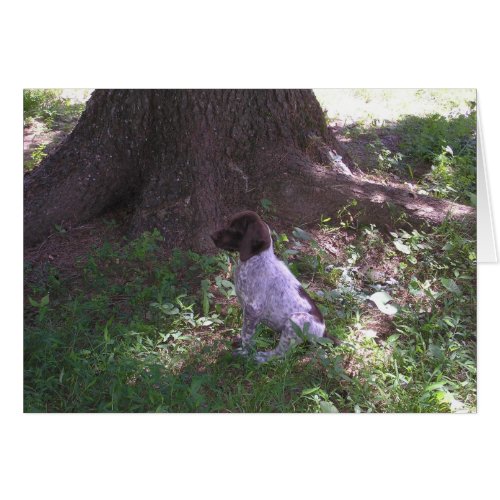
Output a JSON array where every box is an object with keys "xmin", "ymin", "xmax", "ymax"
[
  {"xmin": 24, "ymin": 143, "xmax": 48, "ymax": 171},
  {"xmin": 338, "ymin": 110, "xmax": 476, "ymax": 206},
  {"xmin": 397, "ymin": 111, "xmax": 477, "ymax": 204},
  {"xmin": 24, "ymin": 216, "xmax": 476, "ymax": 413}
]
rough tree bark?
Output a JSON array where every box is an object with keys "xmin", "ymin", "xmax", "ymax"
[{"xmin": 24, "ymin": 90, "xmax": 474, "ymax": 250}]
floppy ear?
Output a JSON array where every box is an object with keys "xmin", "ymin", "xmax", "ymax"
[{"xmin": 239, "ymin": 220, "xmax": 270, "ymax": 261}]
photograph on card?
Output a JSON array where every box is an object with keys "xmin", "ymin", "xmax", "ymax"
[{"xmin": 23, "ymin": 89, "xmax": 476, "ymax": 413}]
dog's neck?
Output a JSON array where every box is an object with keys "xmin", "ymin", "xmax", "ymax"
[{"xmin": 239, "ymin": 237, "xmax": 275, "ymax": 266}]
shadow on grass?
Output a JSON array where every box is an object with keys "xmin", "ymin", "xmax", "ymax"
[{"xmin": 24, "ymin": 323, "xmax": 346, "ymax": 413}]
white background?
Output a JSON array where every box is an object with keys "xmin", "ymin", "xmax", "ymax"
[{"xmin": 1, "ymin": 1, "xmax": 498, "ymax": 499}]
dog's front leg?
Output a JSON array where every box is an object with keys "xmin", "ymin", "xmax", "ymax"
[{"xmin": 233, "ymin": 308, "xmax": 259, "ymax": 356}]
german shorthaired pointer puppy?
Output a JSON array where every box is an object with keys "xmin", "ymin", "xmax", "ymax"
[{"xmin": 211, "ymin": 211, "xmax": 326, "ymax": 363}]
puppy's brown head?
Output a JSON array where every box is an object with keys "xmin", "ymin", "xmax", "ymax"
[{"xmin": 210, "ymin": 211, "xmax": 271, "ymax": 261}]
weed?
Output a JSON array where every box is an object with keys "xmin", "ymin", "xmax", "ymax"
[
  {"xmin": 25, "ymin": 144, "xmax": 48, "ymax": 171},
  {"xmin": 23, "ymin": 89, "xmax": 62, "ymax": 127},
  {"xmin": 260, "ymin": 198, "xmax": 273, "ymax": 214},
  {"xmin": 397, "ymin": 111, "xmax": 476, "ymax": 204},
  {"xmin": 337, "ymin": 199, "xmax": 360, "ymax": 230}
]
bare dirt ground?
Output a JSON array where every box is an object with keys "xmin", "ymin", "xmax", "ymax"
[
  {"xmin": 23, "ymin": 89, "xmax": 91, "ymax": 171},
  {"xmin": 23, "ymin": 120, "xmax": 70, "ymax": 167}
]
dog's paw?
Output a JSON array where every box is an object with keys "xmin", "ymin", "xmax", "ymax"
[
  {"xmin": 232, "ymin": 347, "xmax": 249, "ymax": 357},
  {"xmin": 254, "ymin": 351, "xmax": 272, "ymax": 364}
]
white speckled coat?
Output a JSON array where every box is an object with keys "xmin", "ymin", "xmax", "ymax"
[{"xmin": 234, "ymin": 237, "xmax": 325, "ymax": 362}]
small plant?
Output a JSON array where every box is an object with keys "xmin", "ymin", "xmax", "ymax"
[
  {"xmin": 398, "ymin": 110, "xmax": 476, "ymax": 205},
  {"xmin": 422, "ymin": 145, "xmax": 475, "ymax": 202},
  {"xmin": 337, "ymin": 199, "xmax": 360, "ymax": 230},
  {"xmin": 25, "ymin": 144, "xmax": 48, "ymax": 171},
  {"xmin": 28, "ymin": 294, "xmax": 50, "ymax": 322},
  {"xmin": 368, "ymin": 139, "xmax": 404, "ymax": 174},
  {"xmin": 260, "ymin": 198, "xmax": 273, "ymax": 214},
  {"xmin": 376, "ymin": 148, "xmax": 403, "ymax": 173},
  {"xmin": 125, "ymin": 229, "xmax": 164, "ymax": 261},
  {"xmin": 318, "ymin": 215, "xmax": 337, "ymax": 234},
  {"xmin": 271, "ymin": 231, "xmax": 291, "ymax": 260},
  {"xmin": 214, "ymin": 276, "xmax": 236, "ymax": 299},
  {"xmin": 23, "ymin": 89, "xmax": 62, "ymax": 127}
]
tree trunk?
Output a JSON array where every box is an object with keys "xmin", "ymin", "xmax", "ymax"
[{"xmin": 24, "ymin": 90, "xmax": 474, "ymax": 250}]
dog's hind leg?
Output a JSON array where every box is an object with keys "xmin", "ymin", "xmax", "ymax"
[{"xmin": 254, "ymin": 312, "xmax": 323, "ymax": 363}]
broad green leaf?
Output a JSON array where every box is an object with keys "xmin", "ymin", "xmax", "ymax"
[
  {"xmin": 103, "ymin": 324, "xmax": 110, "ymax": 343},
  {"xmin": 319, "ymin": 401, "xmax": 339, "ymax": 413},
  {"xmin": 40, "ymin": 294, "xmax": 50, "ymax": 307},
  {"xmin": 293, "ymin": 227, "xmax": 313, "ymax": 241},
  {"xmin": 428, "ymin": 343, "xmax": 444, "ymax": 358},
  {"xmin": 408, "ymin": 279, "xmax": 423, "ymax": 297},
  {"xmin": 163, "ymin": 305, "xmax": 180, "ymax": 315},
  {"xmin": 443, "ymin": 317, "xmax": 456, "ymax": 327},
  {"xmin": 386, "ymin": 334, "xmax": 400, "ymax": 344},
  {"xmin": 28, "ymin": 296, "xmax": 39, "ymax": 308},
  {"xmin": 310, "ymin": 335, "xmax": 334, "ymax": 346},
  {"xmin": 426, "ymin": 381, "xmax": 446, "ymax": 392},
  {"xmin": 260, "ymin": 198, "xmax": 272, "ymax": 210},
  {"xmin": 290, "ymin": 320, "xmax": 308, "ymax": 339},
  {"xmin": 442, "ymin": 241, "xmax": 454, "ymax": 251},
  {"xmin": 440, "ymin": 277, "xmax": 462, "ymax": 295},
  {"xmin": 202, "ymin": 293, "xmax": 209, "ymax": 316},
  {"xmin": 369, "ymin": 291, "xmax": 398, "ymax": 315},
  {"xmin": 158, "ymin": 302, "xmax": 181, "ymax": 314},
  {"xmin": 301, "ymin": 387, "xmax": 320, "ymax": 396},
  {"xmin": 393, "ymin": 239, "xmax": 411, "ymax": 254}
]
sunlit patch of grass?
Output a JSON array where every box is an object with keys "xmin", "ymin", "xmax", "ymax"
[
  {"xmin": 314, "ymin": 88, "xmax": 476, "ymax": 126},
  {"xmin": 396, "ymin": 112, "xmax": 477, "ymax": 204},
  {"xmin": 316, "ymin": 89, "xmax": 476, "ymax": 206}
]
